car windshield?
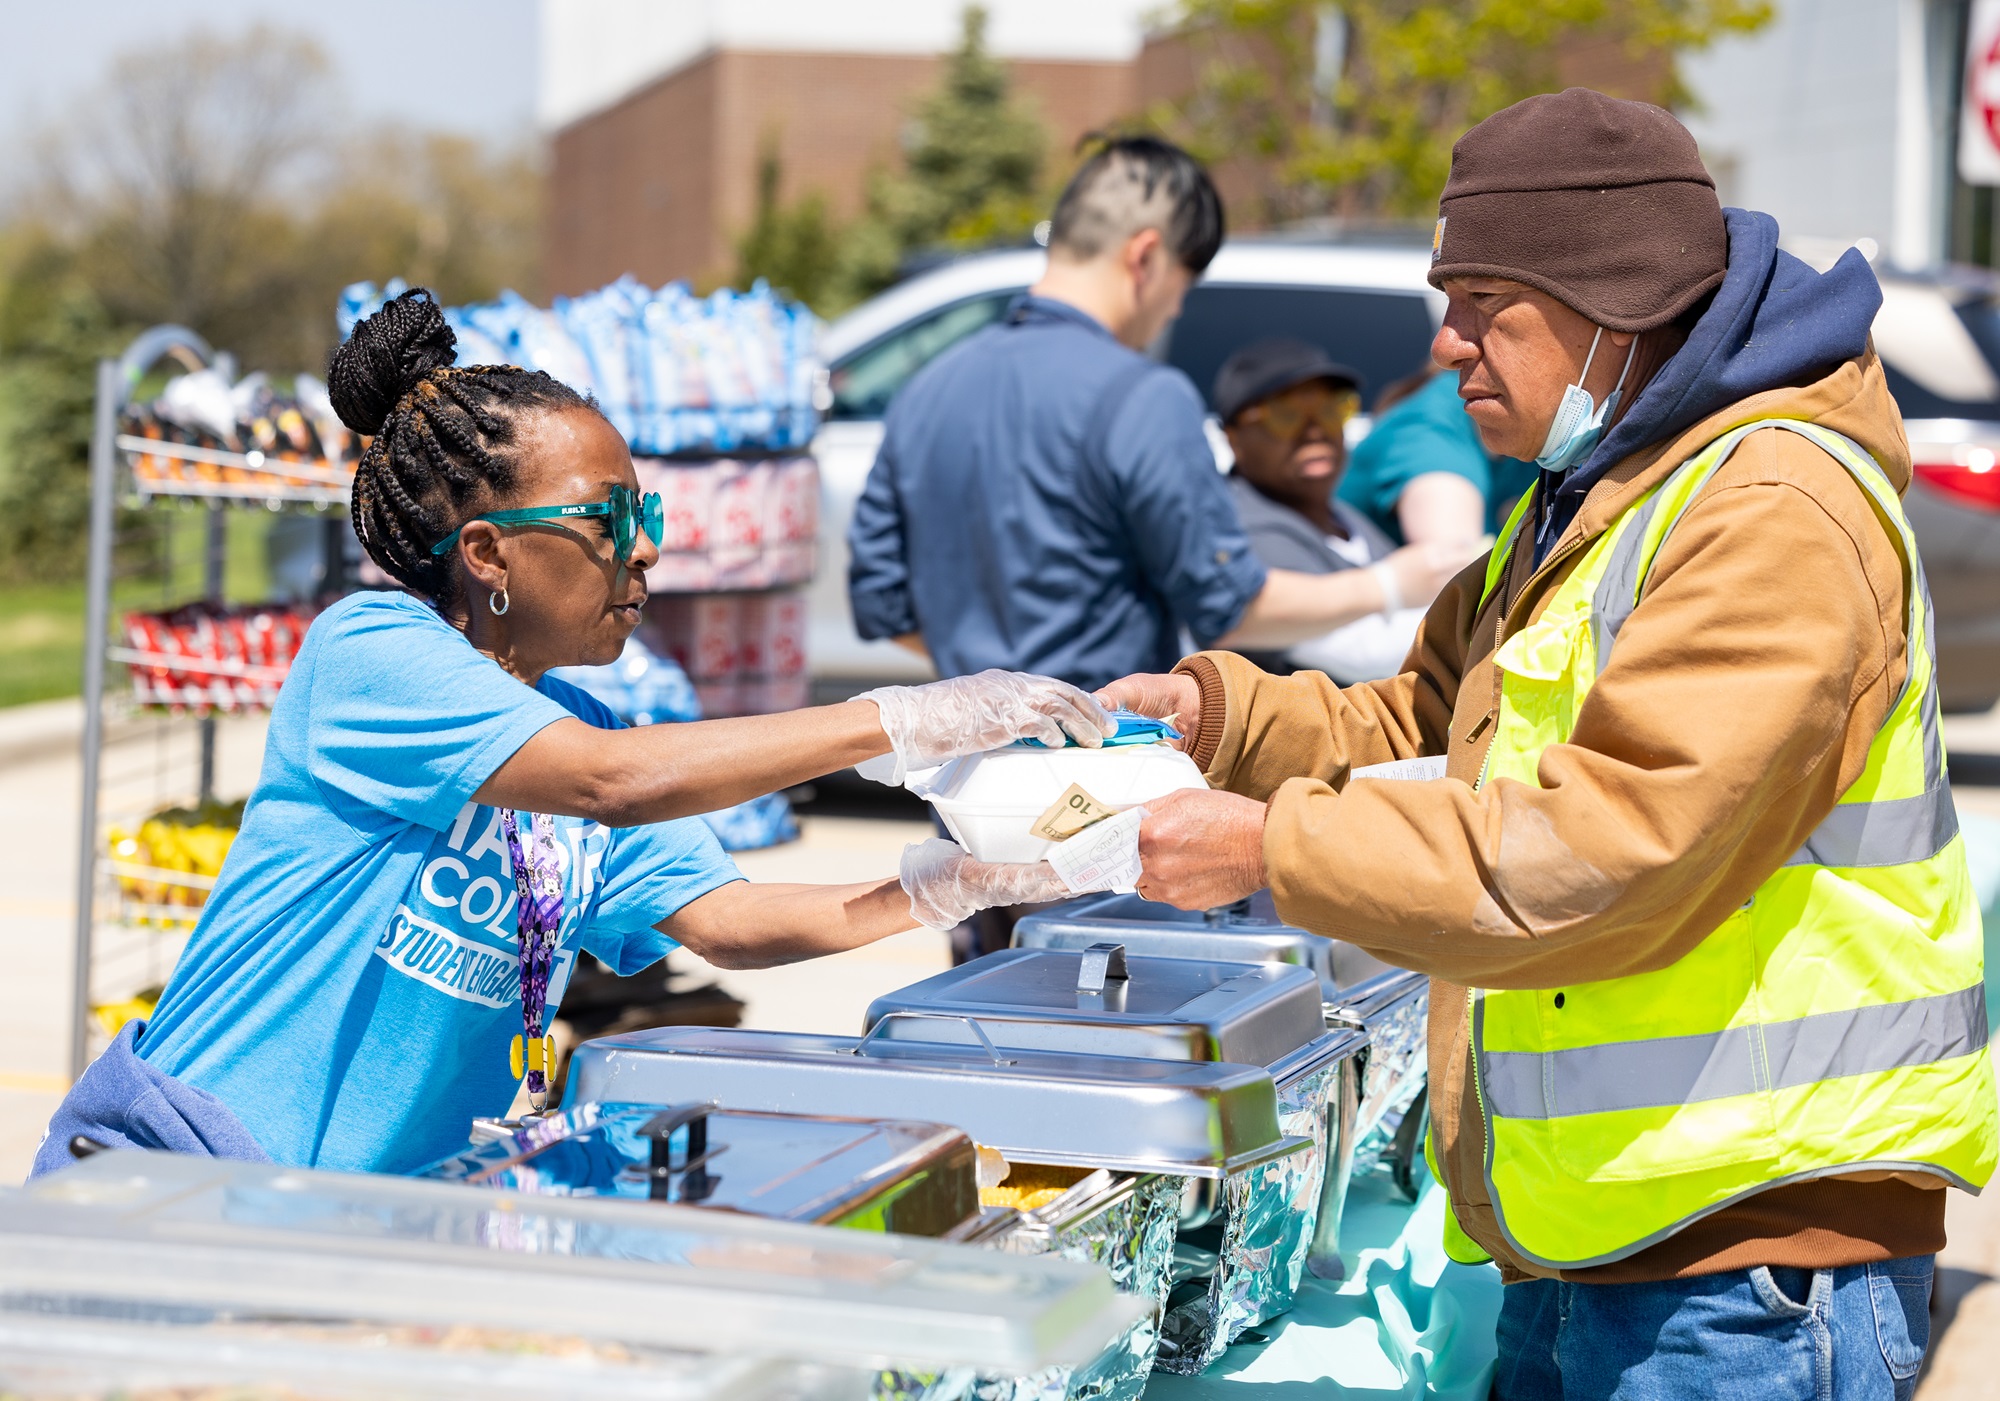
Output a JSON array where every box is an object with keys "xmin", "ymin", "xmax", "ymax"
[
  {"xmin": 1164, "ymin": 284, "xmax": 1440, "ymax": 410},
  {"xmin": 829, "ymin": 294, "xmax": 1014, "ymax": 419},
  {"xmin": 825, "ymin": 276, "xmax": 1442, "ymax": 422}
]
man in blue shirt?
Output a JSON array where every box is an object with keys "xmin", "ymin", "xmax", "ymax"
[{"xmin": 849, "ymin": 138, "xmax": 1425, "ymax": 692}]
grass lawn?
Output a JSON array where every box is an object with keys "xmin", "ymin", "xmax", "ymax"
[
  {"xmin": 0, "ymin": 509, "xmax": 277, "ymax": 710},
  {"xmin": 0, "ymin": 581, "xmax": 86, "ymax": 708}
]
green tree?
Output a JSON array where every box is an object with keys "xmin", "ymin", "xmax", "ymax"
[
  {"xmin": 0, "ymin": 24, "xmax": 546, "ymax": 580},
  {"xmin": 0, "ymin": 232, "xmax": 122, "ymax": 580},
  {"xmin": 835, "ymin": 4, "xmax": 1049, "ymax": 304},
  {"xmin": 43, "ymin": 25, "xmax": 337, "ymax": 374},
  {"xmin": 733, "ymin": 143, "xmax": 841, "ymax": 310},
  {"xmin": 1153, "ymin": 0, "xmax": 1771, "ymax": 228}
]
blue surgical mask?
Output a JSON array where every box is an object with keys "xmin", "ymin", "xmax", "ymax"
[{"xmin": 1535, "ymin": 327, "xmax": 1640, "ymax": 476}]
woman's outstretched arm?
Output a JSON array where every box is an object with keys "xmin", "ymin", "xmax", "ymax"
[
  {"xmin": 475, "ymin": 701, "xmax": 889, "ymax": 827},
  {"xmin": 659, "ymin": 877, "xmax": 913, "ymax": 970},
  {"xmin": 475, "ymin": 670, "xmax": 1114, "ymax": 828}
]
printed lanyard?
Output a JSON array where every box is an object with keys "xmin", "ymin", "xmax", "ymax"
[{"xmin": 503, "ymin": 810, "xmax": 562, "ymax": 1112}]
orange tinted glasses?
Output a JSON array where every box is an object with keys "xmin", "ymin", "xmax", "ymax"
[{"xmin": 1241, "ymin": 386, "xmax": 1360, "ymax": 441}]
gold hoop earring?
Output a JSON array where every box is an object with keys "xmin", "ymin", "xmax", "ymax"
[{"xmin": 488, "ymin": 587, "xmax": 510, "ymax": 617}]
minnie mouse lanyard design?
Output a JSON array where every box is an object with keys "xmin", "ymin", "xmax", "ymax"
[{"xmin": 503, "ymin": 810, "xmax": 562, "ymax": 1112}]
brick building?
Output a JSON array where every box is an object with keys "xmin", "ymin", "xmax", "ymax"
[{"xmin": 538, "ymin": 0, "xmax": 1153, "ymax": 296}]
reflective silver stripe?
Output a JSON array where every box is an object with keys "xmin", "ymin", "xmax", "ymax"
[
  {"xmin": 1481, "ymin": 984, "xmax": 1988, "ymax": 1120},
  {"xmin": 1589, "ymin": 490, "xmax": 1668, "ymax": 672},
  {"xmin": 1587, "ymin": 419, "xmax": 1957, "ymax": 871},
  {"xmin": 1783, "ymin": 787, "xmax": 1960, "ymax": 868},
  {"xmin": 1588, "ymin": 420, "xmax": 1769, "ymax": 675}
]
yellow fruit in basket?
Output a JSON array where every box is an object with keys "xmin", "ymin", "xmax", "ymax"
[
  {"xmin": 93, "ymin": 993, "xmax": 158, "ymax": 1038},
  {"xmin": 106, "ymin": 808, "xmax": 241, "ymax": 922}
]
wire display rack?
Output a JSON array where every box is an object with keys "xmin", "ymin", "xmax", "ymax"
[{"xmin": 69, "ymin": 325, "xmax": 357, "ymax": 1078}]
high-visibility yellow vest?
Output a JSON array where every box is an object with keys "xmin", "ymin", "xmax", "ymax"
[{"xmin": 1443, "ymin": 418, "xmax": 1995, "ymax": 1270}]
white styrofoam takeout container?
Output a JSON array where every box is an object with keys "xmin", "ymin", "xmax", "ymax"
[{"xmin": 909, "ymin": 742, "xmax": 1208, "ymax": 863}]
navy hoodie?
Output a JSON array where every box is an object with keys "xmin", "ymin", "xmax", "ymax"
[{"xmin": 1532, "ymin": 208, "xmax": 1884, "ymax": 563}]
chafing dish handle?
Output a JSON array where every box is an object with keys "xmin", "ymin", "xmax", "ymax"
[
  {"xmin": 853, "ymin": 1012, "xmax": 1017, "ymax": 1066},
  {"xmin": 638, "ymin": 1102, "xmax": 718, "ymax": 1201},
  {"xmin": 1076, "ymin": 942, "xmax": 1128, "ymax": 993}
]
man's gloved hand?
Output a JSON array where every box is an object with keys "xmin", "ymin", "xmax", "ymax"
[
  {"xmin": 856, "ymin": 670, "xmax": 1116, "ymax": 785},
  {"xmin": 900, "ymin": 838, "xmax": 1072, "ymax": 931}
]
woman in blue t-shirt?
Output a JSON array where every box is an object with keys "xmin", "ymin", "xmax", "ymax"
[{"xmin": 38, "ymin": 290, "xmax": 1108, "ymax": 1176}]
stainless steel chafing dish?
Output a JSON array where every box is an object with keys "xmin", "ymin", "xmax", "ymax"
[
  {"xmin": 11, "ymin": 1149, "xmax": 1148, "ymax": 1399},
  {"xmin": 419, "ymin": 1101, "xmax": 980, "ymax": 1238},
  {"xmin": 564, "ymin": 1025, "xmax": 1312, "ymax": 1397},
  {"xmin": 858, "ymin": 945, "xmax": 1364, "ymax": 1375},
  {"xmin": 1015, "ymin": 892, "xmax": 1433, "ymax": 1192}
]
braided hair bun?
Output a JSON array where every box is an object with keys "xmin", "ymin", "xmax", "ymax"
[
  {"xmin": 328, "ymin": 288, "xmax": 459, "ymax": 436},
  {"xmin": 330, "ymin": 285, "xmax": 595, "ymax": 607}
]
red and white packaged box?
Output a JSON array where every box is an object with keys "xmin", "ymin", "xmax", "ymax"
[
  {"xmin": 709, "ymin": 461, "xmax": 768, "ymax": 582},
  {"xmin": 638, "ymin": 459, "xmax": 717, "ymax": 592},
  {"xmin": 737, "ymin": 591, "xmax": 808, "ymax": 682},
  {"xmin": 644, "ymin": 595, "xmax": 741, "ymax": 682},
  {"xmin": 636, "ymin": 457, "xmax": 819, "ymax": 594}
]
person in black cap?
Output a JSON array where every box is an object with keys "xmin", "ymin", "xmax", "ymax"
[{"xmin": 1214, "ymin": 338, "xmax": 1468, "ymax": 679}]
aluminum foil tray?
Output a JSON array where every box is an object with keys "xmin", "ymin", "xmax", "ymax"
[
  {"xmin": 880, "ymin": 1171, "xmax": 1183, "ymax": 1401},
  {"xmin": 1154, "ymin": 1040, "xmax": 1350, "ymax": 1374},
  {"xmin": 1328, "ymin": 969, "xmax": 1429, "ymax": 1167}
]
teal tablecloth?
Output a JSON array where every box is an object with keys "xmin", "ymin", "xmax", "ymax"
[{"xmin": 1146, "ymin": 1173, "xmax": 1502, "ymax": 1400}]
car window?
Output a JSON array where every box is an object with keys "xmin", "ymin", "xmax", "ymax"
[
  {"xmin": 828, "ymin": 293, "xmax": 1017, "ymax": 419},
  {"xmin": 1165, "ymin": 285, "xmax": 1439, "ymax": 412},
  {"xmin": 1901, "ymin": 295, "xmax": 2000, "ymax": 417}
]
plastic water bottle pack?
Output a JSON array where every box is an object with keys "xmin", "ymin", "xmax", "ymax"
[{"xmin": 338, "ymin": 277, "xmax": 822, "ymax": 457}]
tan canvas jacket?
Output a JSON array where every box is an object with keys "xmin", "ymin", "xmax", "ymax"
[{"xmin": 1177, "ymin": 350, "xmax": 1948, "ymax": 1281}]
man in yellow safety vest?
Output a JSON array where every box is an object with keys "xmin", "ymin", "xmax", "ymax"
[{"xmin": 1104, "ymin": 87, "xmax": 1996, "ymax": 1396}]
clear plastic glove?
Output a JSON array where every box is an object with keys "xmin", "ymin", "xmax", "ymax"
[
  {"xmin": 856, "ymin": 670, "xmax": 1116, "ymax": 785},
  {"xmin": 899, "ymin": 838, "xmax": 1072, "ymax": 932}
]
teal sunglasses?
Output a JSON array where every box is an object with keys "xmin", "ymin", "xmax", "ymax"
[{"xmin": 430, "ymin": 484, "xmax": 664, "ymax": 564}]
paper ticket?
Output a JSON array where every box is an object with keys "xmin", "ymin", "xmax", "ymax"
[
  {"xmin": 1348, "ymin": 755, "xmax": 1448, "ymax": 782},
  {"xmin": 1047, "ymin": 806, "xmax": 1147, "ymax": 895},
  {"xmin": 1030, "ymin": 783, "xmax": 1119, "ymax": 841}
]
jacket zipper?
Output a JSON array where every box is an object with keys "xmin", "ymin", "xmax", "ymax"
[{"xmin": 1468, "ymin": 985, "xmax": 1491, "ymax": 1215}]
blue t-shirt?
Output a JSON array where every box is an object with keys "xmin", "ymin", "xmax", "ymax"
[
  {"xmin": 137, "ymin": 592, "xmax": 742, "ymax": 1175},
  {"xmin": 1338, "ymin": 371, "xmax": 1537, "ymax": 544}
]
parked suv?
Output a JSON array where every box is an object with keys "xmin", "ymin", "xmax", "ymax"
[
  {"xmin": 806, "ymin": 240, "xmax": 2000, "ymax": 711},
  {"xmin": 805, "ymin": 238, "xmax": 1443, "ymax": 695}
]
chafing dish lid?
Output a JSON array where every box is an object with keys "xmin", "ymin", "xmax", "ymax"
[
  {"xmin": 418, "ymin": 1100, "xmax": 976, "ymax": 1235},
  {"xmin": 1013, "ymin": 891, "xmax": 1398, "ymax": 1000},
  {"xmin": 864, "ymin": 946, "xmax": 1326, "ymax": 1067},
  {"xmin": 565, "ymin": 1025, "xmax": 1304, "ymax": 1179},
  {"xmin": 11, "ymin": 1149, "xmax": 1145, "ymax": 1376}
]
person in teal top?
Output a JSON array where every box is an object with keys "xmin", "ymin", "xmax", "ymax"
[
  {"xmin": 1337, "ymin": 367, "xmax": 1537, "ymax": 545},
  {"xmin": 37, "ymin": 289, "xmax": 1111, "ymax": 1178}
]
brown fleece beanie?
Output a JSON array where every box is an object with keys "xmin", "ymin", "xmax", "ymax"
[{"xmin": 1427, "ymin": 88, "xmax": 1726, "ymax": 332}]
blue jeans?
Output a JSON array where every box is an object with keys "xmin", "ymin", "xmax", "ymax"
[{"xmin": 1492, "ymin": 1257, "xmax": 1934, "ymax": 1400}]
